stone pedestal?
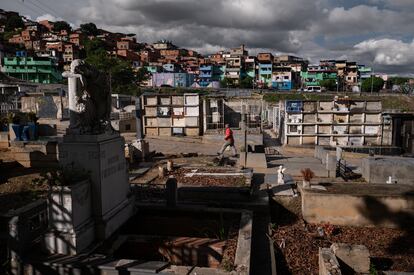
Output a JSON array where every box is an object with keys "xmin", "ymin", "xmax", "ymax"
[{"xmin": 59, "ymin": 132, "xmax": 134, "ymax": 240}]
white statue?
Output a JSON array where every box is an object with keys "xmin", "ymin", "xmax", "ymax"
[
  {"xmin": 62, "ymin": 59, "xmax": 113, "ymax": 134},
  {"xmin": 277, "ymin": 165, "xmax": 286, "ymax": 184}
]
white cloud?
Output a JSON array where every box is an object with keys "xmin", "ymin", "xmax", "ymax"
[
  {"xmin": 35, "ymin": 13, "xmax": 63, "ymax": 22},
  {"xmin": 354, "ymin": 38, "xmax": 414, "ymax": 66},
  {"xmin": 317, "ymin": 5, "xmax": 414, "ymax": 37}
]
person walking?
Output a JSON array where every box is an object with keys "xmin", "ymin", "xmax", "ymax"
[{"xmin": 218, "ymin": 124, "xmax": 237, "ymax": 157}]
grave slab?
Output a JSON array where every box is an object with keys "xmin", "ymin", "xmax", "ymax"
[{"xmin": 239, "ymin": 153, "xmax": 268, "ymax": 169}]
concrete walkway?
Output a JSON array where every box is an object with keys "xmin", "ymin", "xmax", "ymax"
[{"xmin": 267, "ymin": 154, "xmax": 329, "ymax": 178}]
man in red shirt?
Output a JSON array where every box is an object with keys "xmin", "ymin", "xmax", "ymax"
[{"xmin": 218, "ymin": 124, "xmax": 237, "ymax": 157}]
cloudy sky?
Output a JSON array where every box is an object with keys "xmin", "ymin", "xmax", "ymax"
[{"xmin": 3, "ymin": 0, "xmax": 414, "ymax": 74}]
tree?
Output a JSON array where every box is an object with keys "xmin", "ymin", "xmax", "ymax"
[
  {"xmin": 5, "ymin": 15, "xmax": 24, "ymax": 31},
  {"xmin": 389, "ymin": 77, "xmax": 410, "ymax": 86},
  {"xmin": 319, "ymin": 79, "xmax": 337, "ymax": 91},
  {"xmin": 136, "ymin": 67, "xmax": 150, "ymax": 85},
  {"xmin": 85, "ymin": 50, "xmax": 139, "ymax": 95},
  {"xmin": 361, "ymin": 77, "xmax": 384, "ymax": 93},
  {"xmin": 220, "ymin": 77, "xmax": 235, "ymax": 88},
  {"xmin": 240, "ymin": 76, "xmax": 253, "ymax": 89},
  {"xmin": 80, "ymin": 22, "xmax": 99, "ymax": 36},
  {"xmin": 53, "ymin": 21, "xmax": 71, "ymax": 32},
  {"xmin": 84, "ymin": 38, "xmax": 107, "ymax": 55}
]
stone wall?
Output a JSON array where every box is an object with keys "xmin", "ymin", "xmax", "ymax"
[
  {"xmin": 21, "ymin": 95, "xmax": 69, "ymax": 119},
  {"xmin": 9, "ymin": 140, "xmax": 59, "ymax": 168}
]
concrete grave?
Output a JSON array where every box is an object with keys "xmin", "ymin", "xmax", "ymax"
[
  {"xmin": 300, "ymin": 183, "xmax": 414, "ymax": 228},
  {"xmin": 319, "ymin": 247, "xmax": 342, "ymax": 275},
  {"xmin": 239, "ymin": 153, "xmax": 268, "ymax": 169},
  {"xmin": 331, "ymin": 243, "xmax": 370, "ymax": 274},
  {"xmin": 362, "ymin": 157, "xmax": 414, "ymax": 185},
  {"xmin": 59, "ymin": 133, "xmax": 134, "ymax": 240}
]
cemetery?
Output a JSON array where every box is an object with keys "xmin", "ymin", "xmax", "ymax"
[{"xmin": 0, "ymin": 60, "xmax": 413, "ymax": 274}]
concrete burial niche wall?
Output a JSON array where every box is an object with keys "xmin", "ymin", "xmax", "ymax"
[
  {"xmin": 362, "ymin": 157, "xmax": 414, "ymax": 185},
  {"xmin": 301, "ymin": 183, "xmax": 414, "ymax": 228}
]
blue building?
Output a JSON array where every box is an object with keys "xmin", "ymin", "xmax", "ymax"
[
  {"xmin": 271, "ymin": 68, "xmax": 294, "ymax": 91},
  {"xmin": 152, "ymin": 73, "xmax": 195, "ymax": 87},
  {"xmin": 198, "ymin": 64, "xmax": 221, "ymax": 87},
  {"xmin": 258, "ymin": 63, "xmax": 272, "ymax": 87}
]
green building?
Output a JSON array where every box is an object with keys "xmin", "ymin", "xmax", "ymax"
[
  {"xmin": 3, "ymin": 56, "xmax": 62, "ymax": 84},
  {"xmin": 300, "ymin": 71, "xmax": 337, "ymax": 87}
]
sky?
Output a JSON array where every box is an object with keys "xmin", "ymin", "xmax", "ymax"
[{"xmin": 2, "ymin": 0, "xmax": 414, "ymax": 75}]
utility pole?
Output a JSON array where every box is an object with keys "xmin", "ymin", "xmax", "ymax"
[
  {"xmin": 336, "ymin": 76, "xmax": 339, "ymax": 93},
  {"xmin": 241, "ymin": 104, "xmax": 247, "ymax": 168},
  {"xmin": 109, "ymin": 71, "xmax": 112, "ymax": 94},
  {"xmin": 370, "ymin": 68, "xmax": 374, "ymax": 94}
]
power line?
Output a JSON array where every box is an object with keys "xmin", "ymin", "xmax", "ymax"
[
  {"xmin": 19, "ymin": 0, "xmax": 48, "ymax": 19},
  {"xmin": 30, "ymin": 0, "xmax": 67, "ymax": 21},
  {"xmin": 25, "ymin": 0, "xmax": 57, "ymax": 17},
  {"xmin": 13, "ymin": 0, "xmax": 43, "ymax": 18},
  {"xmin": 24, "ymin": 0, "xmax": 67, "ymax": 22}
]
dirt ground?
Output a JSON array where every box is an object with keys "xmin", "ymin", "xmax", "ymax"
[
  {"xmin": 167, "ymin": 168, "xmax": 246, "ymax": 187},
  {"xmin": 270, "ymin": 197, "xmax": 414, "ymax": 275},
  {"xmin": 0, "ymin": 163, "xmax": 48, "ymax": 213}
]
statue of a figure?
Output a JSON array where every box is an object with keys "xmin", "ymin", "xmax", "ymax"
[
  {"xmin": 63, "ymin": 59, "xmax": 113, "ymax": 135},
  {"xmin": 277, "ymin": 165, "xmax": 286, "ymax": 184}
]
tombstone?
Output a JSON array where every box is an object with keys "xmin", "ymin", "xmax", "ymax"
[
  {"xmin": 47, "ymin": 60, "xmax": 134, "ymax": 254},
  {"xmin": 131, "ymin": 95, "xmax": 149, "ymax": 161}
]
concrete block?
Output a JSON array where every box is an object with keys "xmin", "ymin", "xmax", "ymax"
[
  {"xmin": 48, "ymin": 180, "xmax": 92, "ymax": 232},
  {"xmin": 362, "ymin": 157, "xmax": 414, "ymax": 185},
  {"xmin": 331, "ymin": 243, "xmax": 370, "ymax": 274},
  {"xmin": 319, "ymin": 248, "xmax": 342, "ymax": 275},
  {"xmin": 287, "ymin": 136, "xmax": 300, "ymax": 145},
  {"xmin": 44, "ymin": 219, "xmax": 95, "ymax": 255},
  {"xmin": 326, "ymin": 154, "xmax": 337, "ymax": 178},
  {"xmin": 159, "ymin": 128, "xmax": 172, "ymax": 136},
  {"xmin": 185, "ymin": 127, "xmax": 200, "ymax": 136},
  {"xmin": 239, "ymin": 153, "xmax": 267, "ymax": 169},
  {"xmin": 146, "ymin": 127, "xmax": 158, "ymax": 136},
  {"xmin": 234, "ymin": 211, "xmax": 253, "ymax": 275}
]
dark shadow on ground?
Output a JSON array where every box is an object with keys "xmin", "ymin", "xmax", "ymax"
[
  {"xmin": 357, "ymin": 195, "xmax": 414, "ymax": 271},
  {"xmin": 269, "ymin": 197, "xmax": 300, "ymax": 227}
]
